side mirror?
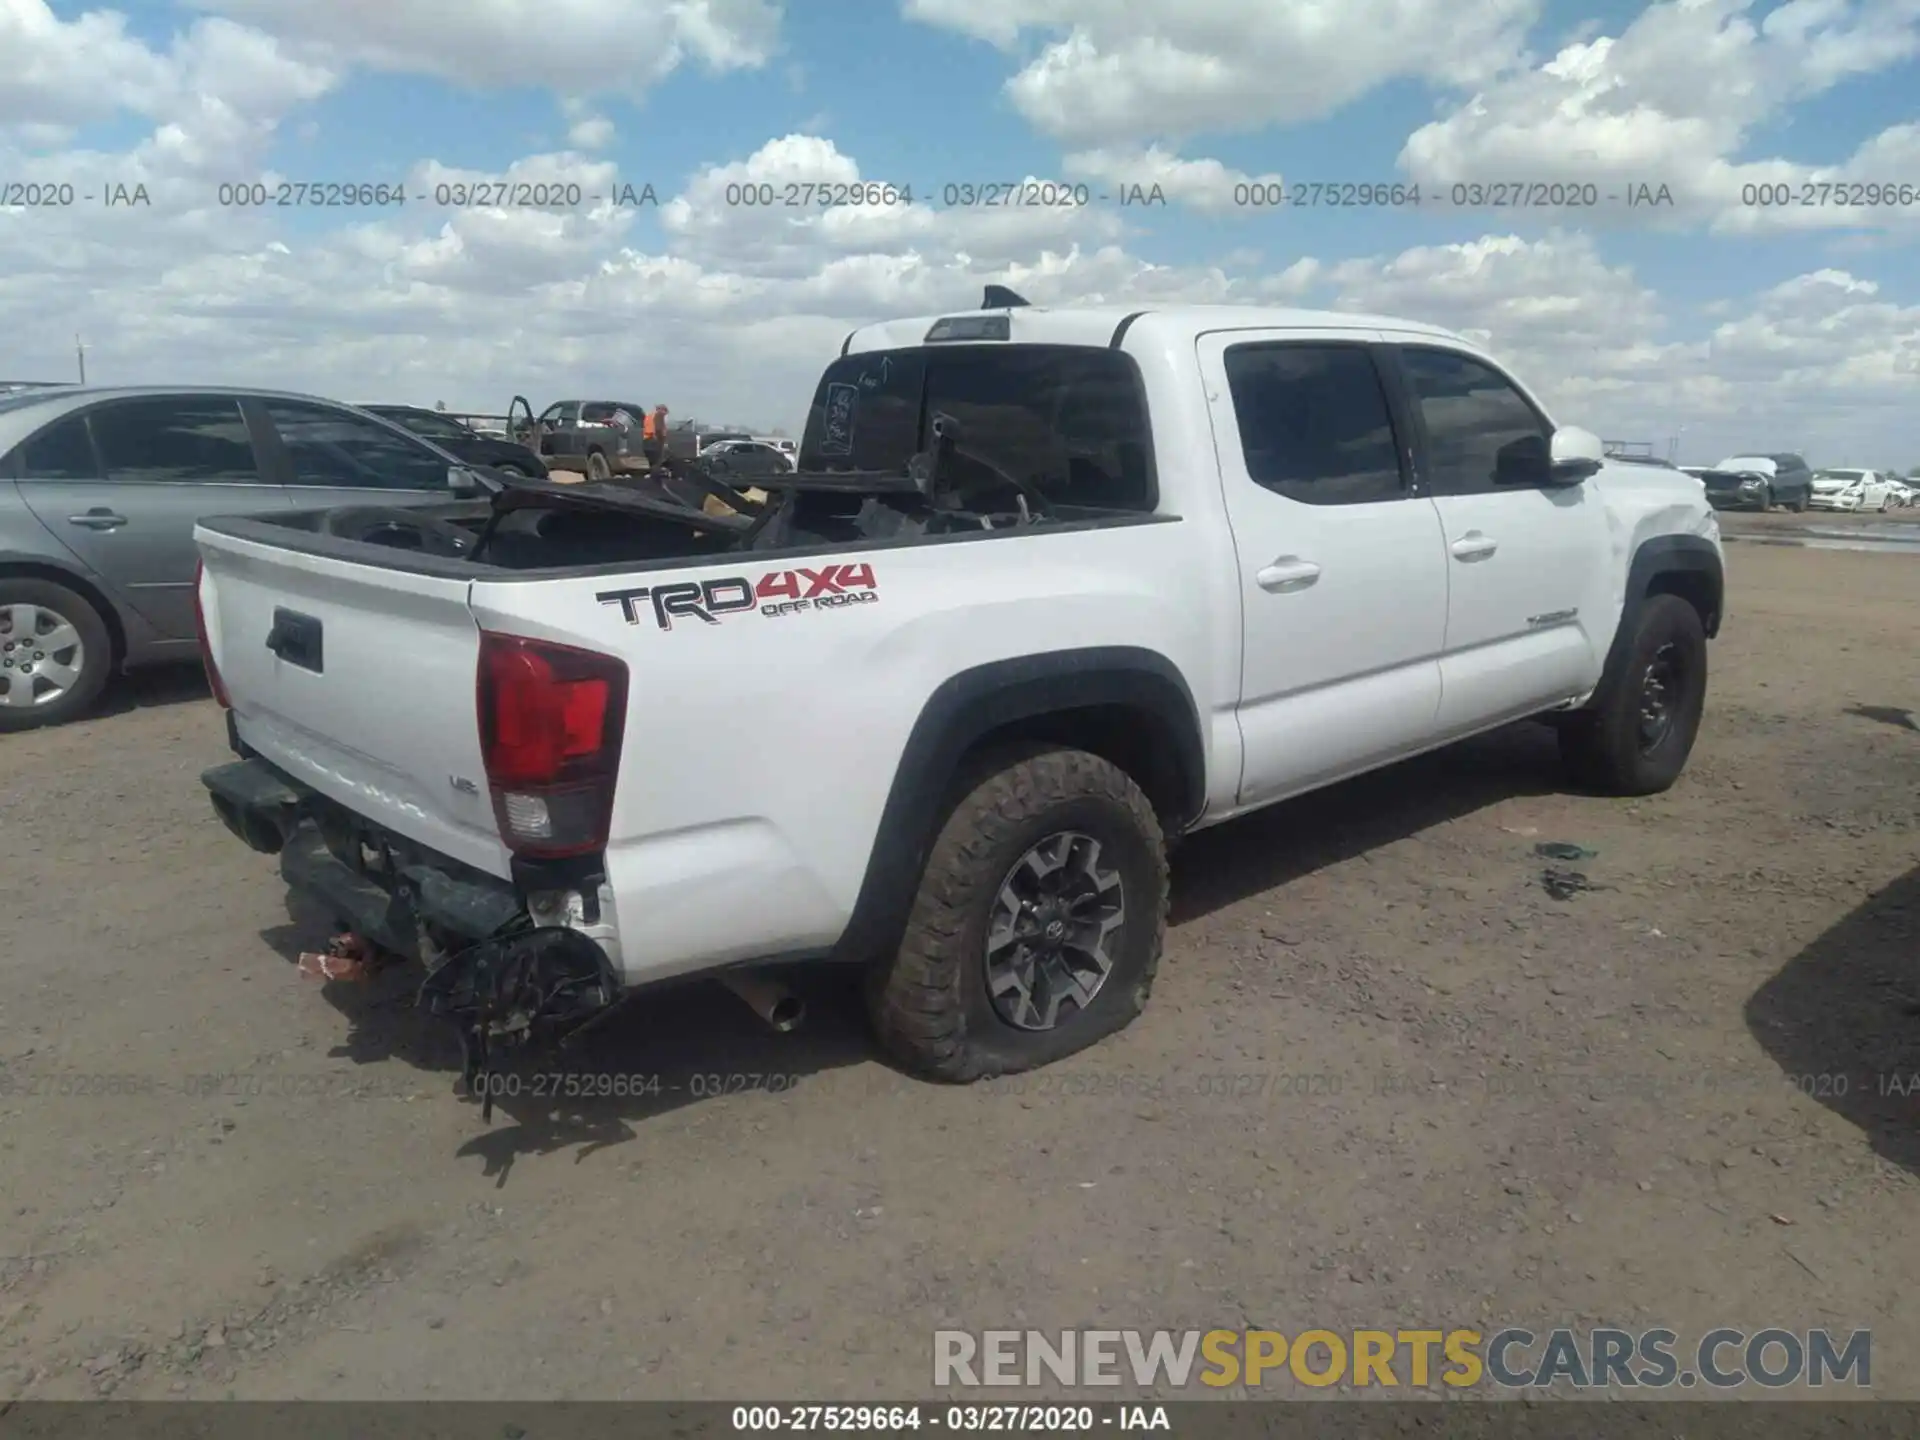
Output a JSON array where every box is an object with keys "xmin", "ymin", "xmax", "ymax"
[
  {"xmin": 1547, "ymin": 426, "xmax": 1606, "ymax": 485},
  {"xmin": 446, "ymin": 465, "xmax": 487, "ymax": 496}
]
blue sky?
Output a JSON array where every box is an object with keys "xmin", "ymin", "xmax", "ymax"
[{"xmin": 3, "ymin": 0, "xmax": 1917, "ymax": 460}]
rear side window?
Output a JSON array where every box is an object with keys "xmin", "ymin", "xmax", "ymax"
[
  {"xmin": 1221, "ymin": 344, "xmax": 1405, "ymax": 505},
  {"xmin": 15, "ymin": 415, "xmax": 100, "ymax": 479},
  {"xmin": 90, "ymin": 397, "xmax": 262, "ymax": 484},
  {"xmin": 798, "ymin": 345, "xmax": 1156, "ymax": 510}
]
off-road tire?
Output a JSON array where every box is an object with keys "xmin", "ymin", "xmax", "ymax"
[
  {"xmin": 1558, "ymin": 593, "xmax": 1707, "ymax": 796},
  {"xmin": 867, "ymin": 745, "xmax": 1167, "ymax": 1082},
  {"xmin": 1790, "ymin": 489, "xmax": 1808, "ymax": 513},
  {"xmin": 586, "ymin": 450, "xmax": 612, "ymax": 481},
  {"xmin": 0, "ymin": 576, "xmax": 113, "ymax": 732}
]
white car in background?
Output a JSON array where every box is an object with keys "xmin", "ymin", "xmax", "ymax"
[
  {"xmin": 1809, "ymin": 468, "xmax": 1898, "ymax": 512},
  {"xmin": 1885, "ymin": 477, "xmax": 1915, "ymax": 507}
]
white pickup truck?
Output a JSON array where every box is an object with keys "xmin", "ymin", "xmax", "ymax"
[{"xmin": 195, "ymin": 294, "xmax": 1724, "ymax": 1104}]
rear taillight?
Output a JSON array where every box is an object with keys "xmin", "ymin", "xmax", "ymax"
[
  {"xmin": 192, "ymin": 560, "xmax": 231, "ymax": 709},
  {"xmin": 476, "ymin": 632, "xmax": 627, "ymax": 859}
]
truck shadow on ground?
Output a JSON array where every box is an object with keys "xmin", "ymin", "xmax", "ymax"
[
  {"xmin": 258, "ymin": 719, "xmax": 1570, "ymax": 1177},
  {"xmin": 1746, "ymin": 863, "xmax": 1920, "ymax": 1176},
  {"xmin": 1171, "ymin": 720, "xmax": 1564, "ymax": 924},
  {"xmin": 259, "ymin": 892, "xmax": 875, "ymax": 1183}
]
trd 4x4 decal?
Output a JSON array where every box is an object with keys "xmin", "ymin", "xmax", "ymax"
[{"xmin": 598, "ymin": 563, "xmax": 878, "ymax": 631}]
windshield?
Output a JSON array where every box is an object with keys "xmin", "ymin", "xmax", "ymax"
[
  {"xmin": 1814, "ymin": 470, "xmax": 1863, "ymax": 482},
  {"xmin": 1715, "ymin": 455, "xmax": 1774, "ymax": 473},
  {"xmin": 797, "ymin": 344, "xmax": 1156, "ymax": 510},
  {"xmin": 379, "ymin": 410, "xmax": 471, "ymax": 440}
]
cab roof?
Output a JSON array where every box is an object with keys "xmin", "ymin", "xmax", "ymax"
[{"xmin": 840, "ymin": 301, "xmax": 1469, "ymax": 356}]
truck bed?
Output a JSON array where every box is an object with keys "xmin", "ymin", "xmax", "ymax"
[{"xmin": 196, "ymin": 475, "xmax": 1162, "ymax": 580}]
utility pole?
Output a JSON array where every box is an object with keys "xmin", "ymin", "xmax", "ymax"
[{"xmin": 75, "ymin": 336, "xmax": 86, "ymax": 385}]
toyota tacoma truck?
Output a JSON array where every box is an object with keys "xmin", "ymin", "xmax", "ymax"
[{"xmin": 193, "ymin": 293, "xmax": 1724, "ymax": 1107}]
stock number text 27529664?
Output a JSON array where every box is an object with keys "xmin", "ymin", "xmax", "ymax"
[{"xmin": 218, "ymin": 182, "xmax": 407, "ymax": 208}]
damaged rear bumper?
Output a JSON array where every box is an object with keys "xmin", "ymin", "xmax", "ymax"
[
  {"xmin": 203, "ymin": 757, "xmax": 626, "ymax": 1112},
  {"xmin": 202, "ymin": 758, "xmax": 522, "ymax": 961}
]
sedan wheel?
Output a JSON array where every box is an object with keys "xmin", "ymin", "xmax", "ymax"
[{"xmin": 0, "ymin": 581, "xmax": 113, "ymax": 731}]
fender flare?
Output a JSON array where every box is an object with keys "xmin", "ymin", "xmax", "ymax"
[
  {"xmin": 829, "ymin": 646, "xmax": 1206, "ymax": 963},
  {"xmin": 1589, "ymin": 534, "xmax": 1722, "ymax": 709}
]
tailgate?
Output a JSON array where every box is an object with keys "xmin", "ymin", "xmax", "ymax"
[{"xmin": 196, "ymin": 525, "xmax": 509, "ymax": 877}]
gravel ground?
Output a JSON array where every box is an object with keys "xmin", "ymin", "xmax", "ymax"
[{"xmin": 1, "ymin": 519, "xmax": 1915, "ymax": 1402}]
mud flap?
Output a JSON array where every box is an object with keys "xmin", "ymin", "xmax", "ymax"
[{"xmin": 416, "ymin": 927, "xmax": 620, "ymax": 1121}]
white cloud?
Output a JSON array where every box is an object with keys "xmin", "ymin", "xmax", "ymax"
[
  {"xmin": 1061, "ymin": 145, "xmax": 1285, "ymax": 214},
  {"xmin": 1401, "ymin": 0, "xmax": 1920, "ymax": 232},
  {"xmin": 902, "ymin": 0, "xmax": 1540, "ymax": 143},
  {"xmin": 189, "ymin": 0, "xmax": 783, "ymax": 96},
  {"xmin": 0, "ymin": 1, "xmax": 335, "ymax": 155},
  {"xmin": 560, "ymin": 96, "xmax": 615, "ymax": 150},
  {"xmin": 568, "ymin": 115, "xmax": 615, "ymax": 149}
]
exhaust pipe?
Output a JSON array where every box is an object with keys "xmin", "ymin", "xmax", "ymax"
[{"xmin": 720, "ymin": 970, "xmax": 806, "ymax": 1033}]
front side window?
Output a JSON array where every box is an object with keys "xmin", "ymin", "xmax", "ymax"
[
  {"xmin": 265, "ymin": 400, "xmax": 452, "ymax": 490},
  {"xmin": 798, "ymin": 344, "xmax": 1155, "ymax": 510},
  {"xmin": 1221, "ymin": 343, "xmax": 1405, "ymax": 505},
  {"xmin": 1399, "ymin": 347, "xmax": 1553, "ymax": 494},
  {"xmin": 89, "ymin": 397, "xmax": 261, "ymax": 484}
]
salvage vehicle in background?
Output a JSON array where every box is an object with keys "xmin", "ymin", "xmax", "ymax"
[
  {"xmin": 193, "ymin": 291, "xmax": 1723, "ymax": 1108},
  {"xmin": 1808, "ymin": 469, "xmax": 1898, "ymax": 512},
  {"xmin": 360, "ymin": 405, "xmax": 548, "ymax": 478},
  {"xmin": 504, "ymin": 396, "xmax": 650, "ymax": 479},
  {"xmin": 1709, "ymin": 453, "xmax": 1813, "ymax": 512},
  {"xmin": 0, "ymin": 386, "xmax": 493, "ymax": 730}
]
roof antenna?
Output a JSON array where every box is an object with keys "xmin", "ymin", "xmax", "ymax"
[{"xmin": 982, "ymin": 285, "xmax": 1029, "ymax": 310}]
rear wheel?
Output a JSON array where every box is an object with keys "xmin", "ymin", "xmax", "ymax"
[
  {"xmin": 867, "ymin": 746, "xmax": 1167, "ymax": 1081},
  {"xmin": 0, "ymin": 578, "xmax": 113, "ymax": 732},
  {"xmin": 493, "ymin": 463, "xmax": 526, "ymax": 479},
  {"xmin": 1558, "ymin": 594, "xmax": 1707, "ymax": 796},
  {"xmin": 586, "ymin": 450, "xmax": 611, "ymax": 481},
  {"xmin": 1789, "ymin": 487, "xmax": 1808, "ymax": 513}
]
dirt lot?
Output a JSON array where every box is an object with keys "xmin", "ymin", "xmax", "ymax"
[{"xmin": 1, "ymin": 520, "xmax": 1915, "ymax": 1401}]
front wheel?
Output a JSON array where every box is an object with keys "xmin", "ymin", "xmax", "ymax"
[
  {"xmin": 0, "ymin": 578, "xmax": 113, "ymax": 731},
  {"xmin": 1558, "ymin": 594, "xmax": 1708, "ymax": 796},
  {"xmin": 867, "ymin": 746, "xmax": 1168, "ymax": 1081}
]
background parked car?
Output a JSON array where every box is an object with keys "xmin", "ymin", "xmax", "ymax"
[
  {"xmin": 1809, "ymin": 468, "xmax": 1899, "ymax": 512},
  {"xmin": 1885, "ymin": 477, "xmax": 1915, "ymax": 507},
  {"xmin": 0, "ymin": 386, "xmax": 491, "ymax": 730},
  {"xmin": 358, "ymin": 404, "xmax": 548, "ymax": 478},
  {"xmin": 1708, "ymin": 453, "xmax": 1814, "ymax": 511},
  {"xmin": 697, "ymin": 437, "xmax": 798, "ymax": 480}
]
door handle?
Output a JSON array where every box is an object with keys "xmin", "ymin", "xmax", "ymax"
[
  {"xmin": 1450, "ymin": 532, "xmax": 1497, "ymax": 561},
  {"xmin": 1255, "ymin": 557, "xmax": 1322, "ymax": 592},
  {"xmin": 67, "ymin": 508, "xmax": 127, "ymax": 530}
]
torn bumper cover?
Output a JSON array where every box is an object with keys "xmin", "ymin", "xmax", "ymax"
[{"xmin": 202, "ymin": 758, "xmax": 621, "ymax": 1116}]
